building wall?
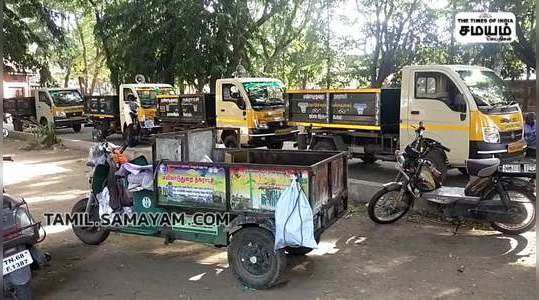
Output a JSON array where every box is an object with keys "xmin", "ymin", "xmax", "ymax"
[{"xmin": 3, "ymin": 72, "xmax": 39, "ymax": 98}]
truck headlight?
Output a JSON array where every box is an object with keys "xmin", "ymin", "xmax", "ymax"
[
  {"xmin": 256, "ymin": 123, "xmax": 269, "ymax": 130},
  {"xmin": 482, "ymin": 126, "xmax": 500, "ymax": 143},
  {"xmin": 55, "ymin": 111, "xmax": 67, "ymax": 118}
]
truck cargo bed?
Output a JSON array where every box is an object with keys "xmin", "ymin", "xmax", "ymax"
[
  {"xmin": 157, "ymin": 94, "xmax": 216, "ymax": 127},
  {"xmin": 3, "ymin": 97, "xmax": 36, "ymax": 119},
  {"xmin": 84, "ymin": 95, "xmax": 119, "ymax": 117},
  {"xmin": 286, "ymin": 88, "xmax": 401, "ymax": 134}
]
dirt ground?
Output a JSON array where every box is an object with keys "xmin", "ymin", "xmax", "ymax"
[{"xmin": 2, "ymin": 139, "xmax": 536, "ymax": 300}]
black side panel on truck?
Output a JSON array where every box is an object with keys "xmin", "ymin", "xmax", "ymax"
[
  {"xmin": 3, "ymin": 97, "xmax": 36, "ymax": 119},
  {"xmin": 287, "ymin": 92, "xmax": 328, "ymax": 123},
  {"xmin": 158, "ymin": 94, "xmax": 216, "ymax": 126},
  {"xmin": 330, "ymin": 92, "xmax": 378, "ymax": 125},
  {"xmin": 84, "ymin": 95, "xmax": 120, "ymax": 116},
  {"xmin": 380, "ymin": 88, "xmax": 401, "ymax": 134},
  {"xmin": 286, "ymin": 90, "xmax": 380, "ymax": 127}
]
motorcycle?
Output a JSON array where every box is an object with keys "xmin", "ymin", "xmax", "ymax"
[
  {"xmin": 2, "ymin": 156, "xmax": 50, "ymax": 300},
  {"xmin": 3, "ymin": 113, "xmax": 12, "ymax": 138},
  {"xmin": 367, "ymin": 123, "xmax": 536, "ymax": 235}
]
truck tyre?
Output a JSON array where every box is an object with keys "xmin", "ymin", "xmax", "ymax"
[
  {"xmin": 424, "ymin": 149, "xmax": 448, "ymax": 181},
  {"xmin": 311, "ymin": 139, "xmax": 336, "ymax": 151},
  {"xmin": 361, "ymin": 154, "xmax": 378, "ymax": 164},
  {"xmin": 228, "ymin": 227, "xmax": 287, "ymax": 289},
  {"xmin": 223, "ymin": 134, "xmax": 239, "ymax": 148},
  {"xmin": 71, "ymin": 198, "xmax": 110, "ymax": 245},
  {"xmin": 267, "ymin": 141, "xmax": 284, "ymax": 150},
  {"xmin": 13, "ymin": 120, "xmax": 23, "ymax": 132},
  {"xmin": 72, "ymin": 123, "xmax": 82, "ymax": 133}
]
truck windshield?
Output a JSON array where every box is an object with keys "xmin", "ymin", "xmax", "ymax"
[
  {"xmin": 242, "ymin": 81, "xmax": 285, "ymax": 109},
  {"xmin": 136, "ymin": 87, "xmax": 175, "ymax": 108},
  {"xmin": 49, "ymin": 90, "xmax": 84, "ymax": 106},
  {"xmin": 457, "ymin": 70, "xmax": 515, "ymax": 108}
]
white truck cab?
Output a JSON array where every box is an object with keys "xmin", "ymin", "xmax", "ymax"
[
  {"xmin": 32, "ymin": 88, "xmax": 86, "ymax": 132},
  {"xmin": 400, "ymin": 65, "xmax": 525, "ymax": 166}
]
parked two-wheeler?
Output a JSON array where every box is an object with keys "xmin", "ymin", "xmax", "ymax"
[
  {"xmin": 3, "ymin": 113, "xmax": 12, "ymax": 138},
  {"xmin": 2, "ymin": 156, "xmax": 50, "ymax": 300},
  {"xmin": 368, "ymin": 123, "xmax": 536, "ymax": 235}
]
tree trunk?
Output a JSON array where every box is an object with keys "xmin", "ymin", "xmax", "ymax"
[{"xmin": 64, "ymin": 65, "xmax": 71, "ymax": 88}]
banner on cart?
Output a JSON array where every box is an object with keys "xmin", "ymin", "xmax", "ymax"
[
  {"xmin": 157, "ymin": 163, "xmax": 226, "ymax": 208},
  {"xmin": 230, "ymin": 167, "xmax": 309, "ymax": 211}
]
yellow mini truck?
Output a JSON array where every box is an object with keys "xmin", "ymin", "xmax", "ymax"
[{"xmin": 287, "ymin": 65, "xmax": 525, "ymax": 176}]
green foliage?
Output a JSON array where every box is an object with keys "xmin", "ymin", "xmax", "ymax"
[{"xmin": 3, "ymin": 0, "xmax": 64, "ymax": 74}]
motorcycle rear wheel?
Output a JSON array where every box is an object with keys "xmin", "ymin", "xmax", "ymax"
[
  {"xmin": 368, "ymin": 186, "xmax": 413, "ymax": 224},
  {"xmin": 489, "ymin": 188, "xmax": 536, "ymax": 235}
]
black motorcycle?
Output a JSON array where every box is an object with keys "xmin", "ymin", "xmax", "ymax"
[
  {"xmin": 2, "ymin": 156, "xmax": 49, "ymax": 300},
  {"xmin": 368, "ymin": 123, "xmax": 536, "ymax": 235}
]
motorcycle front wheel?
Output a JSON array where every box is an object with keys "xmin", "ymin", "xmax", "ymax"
[
  {"xmin": 368, "ymin": 185, "xmax": 413, "ymax": 224},
  {"xmin": 489, "ymin": 188, "xmax": 536, "ymax": 235},
  {"xmin": 72, "ymin": 198, "xmax": 110, "ymax": 245}
]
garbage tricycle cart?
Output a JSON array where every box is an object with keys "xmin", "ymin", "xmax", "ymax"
[{"xmin": 72, "ymin": 128, "xmax": 348, "ymax": 289}]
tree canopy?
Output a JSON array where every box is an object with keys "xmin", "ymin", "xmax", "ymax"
[{"xmin": 4, "ymin": 0, "xmax": 536, "ymax": 90}]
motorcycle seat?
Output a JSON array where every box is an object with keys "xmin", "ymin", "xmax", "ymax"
[{"xmin": 466, "ymin": 158, "xmax": 500, "ymax": 177}]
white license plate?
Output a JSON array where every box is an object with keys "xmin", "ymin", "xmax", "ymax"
[
  {"xmin": 524, "ymin": 164, "xmax": 536, "ymax": 173},
  {"xmin": 3, "ymin": 249, "xmax": 33, "ymax": 275},
  {"xmin": 501, "ymin": 164, "xmax": 521, "ymax": 173}
]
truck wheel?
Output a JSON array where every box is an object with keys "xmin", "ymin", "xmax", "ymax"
[
  {"xmin": 13, "ymin": 120, "xmax": 23, "ymax": 132},
  {"xmin": 223, "ymin": 134, "xmax": 239, "ymax": 148},
  {"xmin": 267, "ymin": 141, "xmax": 284, "ymax": 149},
  {"xmin": 361, "ymin": 154, "xmax": 378, "ymax": 164},
  {"xmin": 424, "ymin": 149, "xmax": 447, "ymax": 182},
  {"xmin": 311, "ymin": 139, "xmax": 336, "ymax": 151},
  {"xmin": 228, "ymin": 227, "xmax": 287, "ymax": 289},
  {"xmin": 72, "ymin": 123, "xmax": 82, "ymax": 133},
  {"xmin": 71, "ymin": 198, "xmax": 110, "ymax": 245}
]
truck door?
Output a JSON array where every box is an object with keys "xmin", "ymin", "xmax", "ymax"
[
  {"xmin": 36, "ymin": 91, "xmax": 53, "ymax": 126},
  {"xmin": 407, "ymin": 71, "xmax": 469, "ymax": 166},
  {"xmin": 216, "ymin": 83, "xmax": 248, "ymax": 130}
]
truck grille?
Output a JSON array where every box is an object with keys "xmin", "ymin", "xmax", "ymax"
[
  {"xmin": 66, "ymin": 111, "xmax": 83, "ymax": 118},
  {"xmin": 500, "ymin": 129, "xmax": 523, "ymax": 143}
]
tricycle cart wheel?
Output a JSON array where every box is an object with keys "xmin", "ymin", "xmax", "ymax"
[
  {"xmin": 13, "ymin": 119, "xmax": 23, "ymax": 132},
  {"xmin": 228, "ymin": 227, "xmax": 287, "ymax": 289},
  {"xmin": 71, "ymin": 198, "xmax": 110, "ymax": 245}
]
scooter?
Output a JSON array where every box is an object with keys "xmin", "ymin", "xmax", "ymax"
[
  {"xmin": 2, "ymin": 156, "xmax": 50, "ymax": 300},
  {"xmin": 368, "ymin": 123, "xmax": 536, "ymax": 235}
]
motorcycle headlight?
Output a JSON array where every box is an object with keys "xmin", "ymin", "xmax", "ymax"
[
  {"xmin": 482, "ymin": 127, "xmax": 500, "ymax": 143},
  {"xmin": 55, "ymin": 111, "xmax": 67, "ymax": 118}
]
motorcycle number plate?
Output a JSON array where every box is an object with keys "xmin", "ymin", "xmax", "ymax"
[
  {"xmin": 501, "ymin": 164, "xmax": 521, "ymax": 173},
  {"xmin": 524, "ymin": 164, "xmax": 536, "ymax": 173},
  {"xmin": 3, "ymin": 249, "xmax": 33, "ymax": 275}
]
